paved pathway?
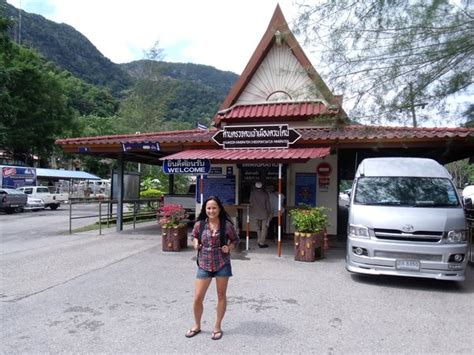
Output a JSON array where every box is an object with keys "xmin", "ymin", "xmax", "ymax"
[{"xmin": 1, "ymin": 222, "xmax": 473, "ymax": 354}]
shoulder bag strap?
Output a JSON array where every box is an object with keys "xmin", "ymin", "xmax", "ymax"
[
  {"xmin": 196, "ymin": 220, "xmax": 206, "ymax": 267},
  {"xmin": 219, "ymin": 217, "xmax": 227, "ymax": 247}
]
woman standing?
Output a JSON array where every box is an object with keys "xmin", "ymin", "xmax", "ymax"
[{"xmin": 185, "ymin": 196, "xmax": 239, "ymax": 341}]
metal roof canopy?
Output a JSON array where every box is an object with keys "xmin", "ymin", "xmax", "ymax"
[
  {"xmin": 36, "ymin": 168, "xmax": 101, "ymax": 180},
  {"xmin": 160, "ymin": 147, "xmax": 331, "ymax": 163}
]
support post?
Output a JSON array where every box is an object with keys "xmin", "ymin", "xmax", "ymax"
[
  {"xmin": 169, "ymin": 174, "xmax": 174, "ymax": 194},
  {"xmin": 200, "ymin": 174, "xmax": 204, "ymax": 208},
  {"xmin": 69, "ymin": 199, "xmax": 72, "ymax": 234},
  {"xmin": 246, "ymin": 204, "xmax": 250, "ymax": 251},
  {"xmin": 99, "ymin": 201, "xmax": 102, "ymax": 235},
  {"xmin": 116, "ymin": 152, "xmax": 124, "ymax": 232},
  {"xmin": 277, "ymin": 163, "xmax": 282, "ymax": 257}
]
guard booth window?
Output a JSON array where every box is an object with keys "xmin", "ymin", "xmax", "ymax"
[{"xmin": 239, "ymin": 163, "xmax": 287, "ymax": 203}]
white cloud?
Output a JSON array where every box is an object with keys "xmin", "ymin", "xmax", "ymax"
[{"xmin": 7, "ymin": 0, "xmax": 300, "ymax": 73}]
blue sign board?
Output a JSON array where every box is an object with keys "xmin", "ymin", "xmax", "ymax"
[
  {"xmin": 163, "ymin": 159, "xmax": 211, "ymax": 175},
  {"xmin": 1, "ymin": 166, "xmax": 37, "ymax": 188},
  {"xmin": 295, "ymin": 173, "xmax": 317, "ymax": 207},
  {"xmin": 196, "ymin": 175, "xmax": 236, "ymax": 205}
]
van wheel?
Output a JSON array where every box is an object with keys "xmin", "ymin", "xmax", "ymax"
[
  {"xmin": 5, "ymin": 208, "xmax": 15, "ymax": 214},
  {"xmin": 50, "ymin": 204, "xmax": 60, "ymax": 210}
]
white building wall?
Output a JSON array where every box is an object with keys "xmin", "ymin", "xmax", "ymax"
[{"xmin": 287, "ymin": 154, "xmax": 338, "ymax": 235}]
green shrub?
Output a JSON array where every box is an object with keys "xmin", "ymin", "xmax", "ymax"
[
  {"xmin": 289, "ymin": 206, "xmax": 330, "ymax": 233},
  {"xmin": 140, "ymin": 188, "xmax": 163, "ymax": 199}
]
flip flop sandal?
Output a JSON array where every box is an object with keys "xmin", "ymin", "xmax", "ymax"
[
  {"xmin": 185, "ymin": 329, "xmax": 201, "ymax": 338},
  {"xmin": 211, "ymin": 330, "xmax": 223, "ymax": 340}
]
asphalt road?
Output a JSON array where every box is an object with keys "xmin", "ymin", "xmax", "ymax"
[{"xmin": 1, "ymin": 213, "xmax": 473, "ymax": 354}]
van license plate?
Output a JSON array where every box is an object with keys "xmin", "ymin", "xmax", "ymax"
[
  {"xmin": 396, "ymin": 260, "xmax": 420, "ymax": 271},
  {"xmin": 10, "ymin": 204, "xmax": 18, "ymax": 208}
]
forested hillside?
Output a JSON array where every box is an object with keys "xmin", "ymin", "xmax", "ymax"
[
  {"xmin": 4, "ymin": 1, "xmax": 131, "ymax": 96},
  {"xmin": 1, "ymin": 2, "xmax": 239, "ymax": 172},
  {"xmin": 122, "ymin": 61, "xmax": 238, "ymax": 94},
  {"xmin": 120, "ymin": 61, "xmax": 238, "ymax": 131}
]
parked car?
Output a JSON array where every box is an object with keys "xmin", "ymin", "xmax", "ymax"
[
  {"xmin": 346, "ymin": 157, "xmax": 468, "ymax": 281},
  {"xmin": 16, "ymin": 186, "xmax": 67, "ymax": 210},
  {"xmin": 24, "ymin": 196, "xmax": 45, "ymax": 211},
  {"xmin": 0, "ymin": 188, "xmax": 27, "ymax": 214}
]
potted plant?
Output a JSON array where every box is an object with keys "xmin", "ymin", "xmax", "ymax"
[
  {"xmin": 289, "ymin": 206, "xmax": 329, "ymax": 262},
  {"xmin": 157, "ymin": 204, "xmax": 189, "ymax": 252}
]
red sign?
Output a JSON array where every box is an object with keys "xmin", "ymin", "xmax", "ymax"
[
  {"xmin": 2, "ymin": 167, "xmax": 16, "ymax": 177},
  {"xmin": 316, "ymin": 162, "xmax": 332, "ymax": 176}
]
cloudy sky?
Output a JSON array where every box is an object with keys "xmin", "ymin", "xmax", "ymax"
[{"xmin": 6, "ymin": 0, "xmax": 302, "ymax": 74}]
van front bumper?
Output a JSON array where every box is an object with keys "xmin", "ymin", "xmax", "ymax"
[{"xmin": 346, "ymin": 237, "xmax": 468, "ymax": 281}]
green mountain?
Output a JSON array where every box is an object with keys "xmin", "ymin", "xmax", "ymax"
[
  {"xmin": 4, "ymin": 1, "xmax": 131, "ymax": 95},
  {"xmin": 2, "ymin": 1, "xmax": 238, "ymax": 132},
  {"xmin": 122, "ymin": 60, "xmax": 238, "ymax": 95},
  {"xmin": 121, "ymin": 61, "xmax": 238, "ymax": 127}
]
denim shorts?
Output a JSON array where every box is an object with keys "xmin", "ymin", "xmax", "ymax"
[{"xmin": 196, "ymin": 263, "xmax": 233, "ymax": 279}]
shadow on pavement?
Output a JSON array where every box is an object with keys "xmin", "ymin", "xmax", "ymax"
[{"xmin": 350, "ymin": 268, "xmax": 474, "ymax": 294}]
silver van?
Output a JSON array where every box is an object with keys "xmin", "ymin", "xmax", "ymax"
[{"xmin": 346, "ymin": 157, "xmax": 469, "ymax": 281}]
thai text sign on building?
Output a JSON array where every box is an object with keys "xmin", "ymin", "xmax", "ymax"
[
  {"xmin": 212, "ymin": 124, "xmax": 301, "ymax": 149},
  {"xmin": 163, "ymin": 159, "xmax": 211, "ymax": 175}
]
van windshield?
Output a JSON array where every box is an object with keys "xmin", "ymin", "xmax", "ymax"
[{"xmin": 354, "ymin": 177, "xmax": 459, "ymax": 207}]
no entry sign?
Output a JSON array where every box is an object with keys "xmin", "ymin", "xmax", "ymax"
[{"xmin": 316, "ymin": 162, "xmax": 332, "ymax": 176}]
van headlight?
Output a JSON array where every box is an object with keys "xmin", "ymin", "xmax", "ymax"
[
  {"xmin": 446, "ymin": 230, "xmax": 467, "ymax": 243},
  {"xmin": 349, "ymin": 224, "xmax": 370, "ymax": 238}
]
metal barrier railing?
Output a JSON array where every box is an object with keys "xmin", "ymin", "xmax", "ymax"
[{"xmin": 68, "ymin": 198, "xmax": 162, "ymax": 235}]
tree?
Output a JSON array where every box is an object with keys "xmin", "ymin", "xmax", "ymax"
[
  {"xmin": 1, "ymin": 5, "xmax": 122, "ymax": 166},
  {"xmin": 445, "ymin": 158, "xmax": 473, "ymax": 187},
  {"xmin": 0, "ymin": 43, "xmax": 75, "ymax": 164},
  {"xmin": 294, "ymin": 0, "xmax": 473, "ymax": 126}
]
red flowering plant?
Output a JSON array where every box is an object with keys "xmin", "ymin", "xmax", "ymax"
[{"xmin": 157, "ymin": 204, "xmax": 188, "ymax": 227}]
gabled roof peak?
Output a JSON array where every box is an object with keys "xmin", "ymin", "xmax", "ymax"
[{"xmin": 215, "ymin": 4, "xmax": 343, "ymax": 125}]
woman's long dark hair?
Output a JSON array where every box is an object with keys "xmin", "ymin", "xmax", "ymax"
[{"xmin": 196, "ymin": 196, "xmax": 233, "ymax": 224}]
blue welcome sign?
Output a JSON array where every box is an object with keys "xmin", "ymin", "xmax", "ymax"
[{"xmin": 163, "ymin": 159, "xmax": 211, "ymax": 175}]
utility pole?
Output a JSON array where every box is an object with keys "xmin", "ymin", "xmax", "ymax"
[
  {"xmin": 135, "ymin": 132, "xmax": 141, "ymax": 174},
  {"xmin": 408, "ymin": 83, "xmax": 417, "ymax": 127},
  {"xmin": 398, "ymin": 82, "xmax": 427, "ymax": 127}
]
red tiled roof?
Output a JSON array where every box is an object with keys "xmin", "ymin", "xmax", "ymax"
[
  {"xmin": 55, "ymin": 129, "xmax": 216, "ymax": 146},
  {"xmin": 297, "ymin": 125, "xmax": 473, "ymax": 141},
  {"xmin": 56, "ymin": 125, "xmax": 473, "ymax": 147},
  {"xmin": 159, "ymin": 148, "xmax": 331, "ymax": 162},
  {"xmin": 215, "ymin": 102, "xmax": 340, "ymax": 122}
]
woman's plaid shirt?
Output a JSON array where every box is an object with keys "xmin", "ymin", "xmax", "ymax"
[{"xmin": 192, "ymin": 219, "xmax": 239, "ymax": 272}]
